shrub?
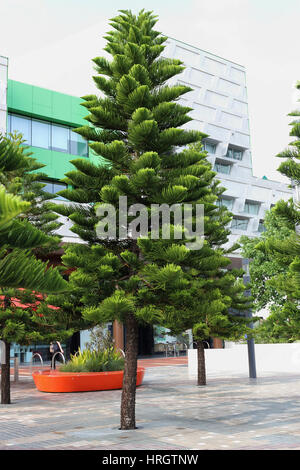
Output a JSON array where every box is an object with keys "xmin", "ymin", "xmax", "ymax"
[
  {"xmin": 60, "ymin": 347, "xmax": 125, "ymax": 373},
  {"xmin": 84, "ymin": 326, "xmax": 114, "ymax": 352}
]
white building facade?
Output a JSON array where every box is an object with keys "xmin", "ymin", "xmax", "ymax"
[
  {"xmin": 0, "ymin": 55, "xmax": 8, "ymax": 136},
  {"xmin": 163, "ymin": 38, "xmax": 292, "ymax": 251}
]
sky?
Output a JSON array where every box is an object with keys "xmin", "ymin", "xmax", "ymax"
[{"xmin": 1, "ymin": 0, "xmax": 300, "ymax": 183}]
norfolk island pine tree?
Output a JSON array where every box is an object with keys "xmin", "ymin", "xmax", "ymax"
[
  {"xmin": 240, "ymin": 208, "xmax": 294, "ymax": 317},
  {"xmin": 0, "ymin": 131, "xmax": 68, "ymax": 338},
  {"xmin": 0, "ymin": 135, "xmax": 68, "ymax": 404},
  {"xmin": 52, "ymin": 9, "xmax": 250, "ymax": 428},
  {"xmin": 273, "ymin": 81, "xmax": 300, "ymax": 298},
  {"xmin": 249, "ymin": 81, "xmax": 300, "ymax": 340}
]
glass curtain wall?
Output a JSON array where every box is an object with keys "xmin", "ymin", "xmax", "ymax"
[
  {"xmin": 8, "ymin": 113, "xmax": 88, "ymax": 157},
  {"xmin": 39, "ymin": 180, "xmax": 67, "ymax": 200}
]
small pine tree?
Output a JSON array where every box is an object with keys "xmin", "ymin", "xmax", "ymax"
[
  {"xmin": 274, "ymin": 81, "xmax": 300, "ymax": 298},
  {"xmin": 247, "ymin": 81, "xmax": 300, "ymax": 343},
  {"xmin": 140, "ymin": 142, "xmax": 253, "ymax": 385},
  {"xmin": 240, "ymin": 208, "xmax": 294, "ymax": 315},
  {"xmin": 0, "ymin": 135, "xmax": 68, "ymax": 404},
  {"xmin": 3, "ymin": 132, "xmax": 62, "ymax": 237}
]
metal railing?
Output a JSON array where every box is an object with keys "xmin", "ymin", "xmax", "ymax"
[
  {"xmin": 30, "ymin": 352, "xmax": 43, "ymax": 367},
  {"xmin": 164, "ymin": 343, "xmax": 183, "ymax": 357},
  {"xmin": 29, "ymin": 353, "xmax": 44, "ymax": 377},
  {"xmin": 183, "ymin": 342, "xmax": 194, "ymax": 355},
  {"xmin": 117, "ymin": 348, "xmax": 125, "ymax": 358},
  {"xmin": 51, "ymin": 351, "xmax": 65, "ymax": 370}
]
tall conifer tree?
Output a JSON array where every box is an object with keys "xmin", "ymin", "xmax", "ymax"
[{"xmin": 53, "ymin": 9, "xmax": 252, "ymax": 427}]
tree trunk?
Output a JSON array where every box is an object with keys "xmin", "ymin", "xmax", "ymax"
[
  {"xmin": 120, "ymin": 314, "xmax": 139, "ymax": 430},
  {"xmin": 196, "ymin": 340, "xmax": 206, "ymax": 386},
  {"xmin": 1, "ymin": 341, "xmax": 11, "ymax": 404}
]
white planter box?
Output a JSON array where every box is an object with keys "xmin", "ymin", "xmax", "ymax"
[{"xmin": 188, "ymin": 343, "xmax": 300, "ymax": 376}]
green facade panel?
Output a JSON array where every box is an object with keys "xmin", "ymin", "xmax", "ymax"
[
  {"xmin": 7, "ymin": 79, "xmax": 98, "ymax": 181},
  {"xmin": 26, "ymin": 147, "xmax": 84, "ymax": 180},
  {"xmin": 7, "ymin": 80, "xmax": 87, "ymax": 127}
]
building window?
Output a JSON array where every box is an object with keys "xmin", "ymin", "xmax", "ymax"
[
  {"xmin": 32, "ymin": 119, "xmax": 51, "ymax": 149},
  {"xmin": 40, "ymin": 180, "xmax": 67, "ymax": 200},
  {"xmin": 231, "ymin": 217, "xmax": 249, "ymax": 231},
  {"xmin": 69, "ymin": 130, "xmax": 88, "ymax": 157},
  {"xmin": 218, "ymin": 197, "xmax": 234, "ymax": 210},
  {"xmin": 203, "ymin": 141, "xmax": 216, "ymax": 154},
  {"xmin": 226, "ymin": 146, "xmax": 243, "ymax": 161},
  {"xmin": 244, "ymin": 200, "xmax": 260, "ymax": 215},
  {"xmin": 10, "ymin": 114, "xmax": 31, "ymax": 144},
  {"xmin": 258, "ymin": 220, "xmax": 266, "ymax": 232},
  {"xmin": 52, "ymin": 124, "xmax": 69, "ymax": 153},
  {"xmin": 214, "ymin": 161, "xmax": 231, "ymax": 174},
  {"xmin": 8, "ymin": 113, "xmax": 88, "ymax": 157},
  {"xmin": 7, "ymin": 113, "xmax": 11, "ymax": 133}
]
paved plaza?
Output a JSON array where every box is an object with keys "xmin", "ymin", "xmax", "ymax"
[{"xmin": 1, "ymin": 359, "xmax": 300, "ymax": 450}]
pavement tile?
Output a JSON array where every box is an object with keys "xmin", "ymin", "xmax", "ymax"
[{"xmin": 2, "ymin": 363, "xmax": 300, "ymax": 450}]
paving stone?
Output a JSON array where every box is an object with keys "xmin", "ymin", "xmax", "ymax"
[{"xmin": 2, "ymin": 364, "xmax": 300, "ymax": 449}]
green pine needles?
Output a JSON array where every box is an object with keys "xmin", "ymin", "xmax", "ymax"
[
  {"xmin": 241, "ymin": 82, "xmax": 300, "ymax": 343},
  {"xmin": 0, "ymin": 134, "xmax": 68, "ymax": 404},
  {"xmin": 52, "ymin": 9, "xmax": 251, "ymax": 428},
  {"xmin": 266, "ymin": 81, "xmax": 300, "ymax": 301}
]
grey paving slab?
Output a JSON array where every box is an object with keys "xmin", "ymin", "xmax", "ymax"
[{"xmin": 2, "ymin": 365, "xmax": 300, "ymax": 450}]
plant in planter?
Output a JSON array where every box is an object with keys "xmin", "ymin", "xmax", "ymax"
[{"xmin": 59, "ymin": 346, "xmax": 125, "ymax": 373}]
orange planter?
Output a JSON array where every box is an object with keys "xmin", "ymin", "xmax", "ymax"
[{"xmin": 32, "ymin": 367, "xmax": 145, "ymax": 393}]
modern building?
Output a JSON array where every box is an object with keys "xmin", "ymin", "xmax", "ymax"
[
  {"xmin": 6, "ymin": 78, "xmax": 95, "ymax": 245},
  {"xmin": 162, "ymin": 38, "xmax": 292, "ymax": 255},
  {"xmin": 0, "ymin": 55, "xmax": 8, "ymax": 136},
  {"xmin": 0, "ymin": 41, "xmax": 293, "ymax": 359}
]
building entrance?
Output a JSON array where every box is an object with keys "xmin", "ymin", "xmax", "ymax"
[{"xmin": 138, "ymin": 325, "xmax": 154, "ymax": 356}]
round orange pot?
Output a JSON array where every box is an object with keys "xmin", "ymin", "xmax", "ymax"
[{"xmin": 32, "ymin": 367, "xmax": 145, "ymax": 393}]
